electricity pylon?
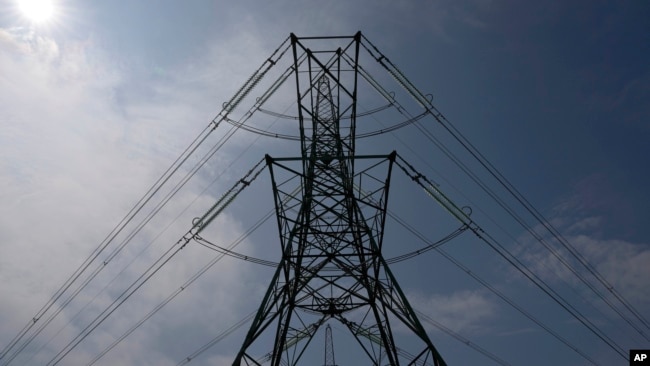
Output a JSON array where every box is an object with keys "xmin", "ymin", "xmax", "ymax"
[
  {"xmin": 233, "ymin": 33, "xmax": 447, "ymax": 366},
  {"xmin": 324, "ymin": 325, "xmax": 336, "ymax": 366}
]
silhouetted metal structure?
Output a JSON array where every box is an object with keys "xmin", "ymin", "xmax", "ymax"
[
  {"xmin": 233, "ymin": 33, "xmax": 447, "ymax": 366},
  {"xmin": 324, "ymin": 325, "xmax": 336, "ymax": 366}
]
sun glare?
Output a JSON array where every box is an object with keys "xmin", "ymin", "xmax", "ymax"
[{"xmin": 17, "ymin": 0, "xmax": 55, "ymax": 23}]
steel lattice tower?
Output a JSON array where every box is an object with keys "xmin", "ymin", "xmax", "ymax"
[
  {"xmin": 324, "ymin": 325, "xmax": 336, "ymax": 366},
  {"xmin": 233, "ymin": 33, "xmax": 447, "ymax": 366}
]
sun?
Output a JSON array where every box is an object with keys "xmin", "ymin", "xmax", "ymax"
[{"xmin": 17, "ymin": 0, "xmax": 55, "ymax": 23}]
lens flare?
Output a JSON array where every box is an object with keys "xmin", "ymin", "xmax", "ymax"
[{"xmin": 17, "ymin": 0, "xmax": 54, "ymax": 23}]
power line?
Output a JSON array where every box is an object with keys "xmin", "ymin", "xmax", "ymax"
[
  {"xmin": 85, "ymin": 207, "xmax": 275, "ymax": 365},
  {"xmin": 388, "ymin": 209, "xmax": 601, "ymax": 365},
  {"xmin": 411, "ymin": 118, "xmax": 650, "ymax": 341},
  {"xmin": 360, "ymin": 34, "xmax": 647, "ymax": 335},
  {"xmin": 47, "ymin": 241, "xmax": 186, "ymax": 366},
  {"xmin": 26, "ymin": 100, "xmax": 297, "ymax": 365},
  {"xmin": 1, "ymin": 38, "xmax": 291, "ymax": 365},
  {"xmin": 176, "ymin": 311, "xmax": 256, "ymax": 366},
  {"xmin": 395, "ymin": 155, "xmax": 627, "ymax": 360},
  {"xmin": 193, "ymin": 222, "xmax": 466, "ymax": 268},
  {"xmin": 86, "ymin": 174, "xmax": 299, "ymax": 365},
  {"xmin": 45, "ymin": 161, "xmax": 265, "ymax": 365},
  {"xmin": 414, "ymin": 310, "xmax": 514, "ymax": 366},
  {"xmin": 350, "ymin": 38, "xmax": 643, "ymax": 357}
]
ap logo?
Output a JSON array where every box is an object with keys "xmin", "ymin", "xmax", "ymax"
[{"xmin": 631, "ymin": 350, "xmax": 650, "ymax": 365}]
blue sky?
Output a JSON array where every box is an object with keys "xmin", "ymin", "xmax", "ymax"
[{"xmin": 0, "ymin": 1, "xmax": 648, "ymax": 365}]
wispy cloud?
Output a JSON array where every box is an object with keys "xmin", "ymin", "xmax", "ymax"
[
  {"xmin": 0, "ymin": 26, "xmax": 263, "ymax": 365},
  {"xmin": 510, "ymin": 184, "xmax": 650, "ymax": 342},
  {"xmin": 408, "ymin": 289, "xmax": 498, "ymax": 334}
]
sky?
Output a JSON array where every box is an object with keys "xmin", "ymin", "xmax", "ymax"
[{"xmin": 0, "ymin": 0, "xmax": 649, "ymax": 365}]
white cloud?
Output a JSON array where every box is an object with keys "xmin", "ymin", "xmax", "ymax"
[
  {"xmin": 566, "ymin": 234, "xmax": 650, "ymax": 305},
  {"xmin": 408, "ymin": 289, "xmax": 497, "ymax": 334},
  {"xmin": 0, "ymin": 26, "xmax": 266, "ymax": 365},
  {"xmin": 510, "ymin": 194, "xmax": 650, "ymax": 343},
  {"xmin": 515, "ymin": 185, "xmax": 650, "ymax": 309}
]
